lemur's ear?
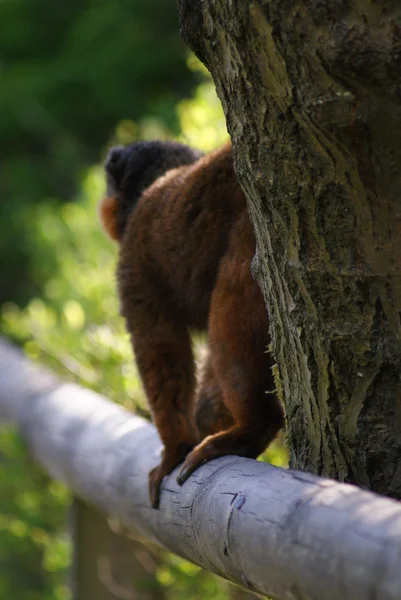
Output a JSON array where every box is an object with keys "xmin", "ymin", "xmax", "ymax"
[{"xmin": 105, "ymin": 146, "xmax": 126, "ymax": 184}]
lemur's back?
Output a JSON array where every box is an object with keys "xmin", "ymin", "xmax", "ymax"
[{"xmin": 119, "ymin": 142, "xmax": 255, "ymax": 329}]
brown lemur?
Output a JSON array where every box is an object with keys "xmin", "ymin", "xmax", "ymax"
[{"xmin": 99, "ymin": 139, "xmax": 284, "ymax": 508}]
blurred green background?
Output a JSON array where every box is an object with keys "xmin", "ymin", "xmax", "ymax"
[{"xmin": 0, "ymin": 1, "xmax": 287, "ymax": 598}]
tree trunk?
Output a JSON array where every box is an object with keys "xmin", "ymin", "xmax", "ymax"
[{"xmin": 178, "ymin": 0, "xmax": 401, "ymax": 499}]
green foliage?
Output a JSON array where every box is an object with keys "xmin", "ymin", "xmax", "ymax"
[
  {"xmin": 177, "ymin": 56, "xmax": 228, "ymax": 151},
  {"xmin": 158, "ymin": 554, "xmax": 235, "ymax": 600},
  {"xmin": 0, "ymin": 429, "xmax": 70, "ymax": 600},
  {"xmin": 2, "ymin": 169, "xmax": 143, "ymax": 411},
  {"xmin": 0, "ymin": 0, "xmax": 197, "ymax": 304}
]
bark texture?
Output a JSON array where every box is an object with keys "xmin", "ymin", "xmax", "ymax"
[
  {"xmin": 178, "ymin": 0, "xmax": 401, "ymax": 498},
  {"xmin": 1, "ymin": 338, "xmax": 401, "ymax": 600}
]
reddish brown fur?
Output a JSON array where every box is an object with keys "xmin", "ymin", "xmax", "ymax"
[
  {"xmin": 100, "ymin": 142, "xmax": 284, "ymax": 507},
  {"xmin": 99, "ymin": 195, "xmax": 120, "ymax": 241}
]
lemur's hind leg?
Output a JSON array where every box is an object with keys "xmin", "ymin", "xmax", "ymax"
[{"xmin": 177, "ymin": 238, "xmax": 284, "ymax": 485}]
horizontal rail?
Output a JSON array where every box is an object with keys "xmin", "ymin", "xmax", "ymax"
[{"xmin": 0, "ymin": 337, "xmax": 400, "ymax": 600}]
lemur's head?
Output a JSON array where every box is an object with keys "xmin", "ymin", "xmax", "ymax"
[{"xmin": 100, "ymin": 140, "xmax": 203, "ymax": 242}]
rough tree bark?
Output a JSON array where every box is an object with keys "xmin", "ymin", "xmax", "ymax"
[{"xmin": 178, "ymin": 0, "xmax": 401, "ymax": 499}]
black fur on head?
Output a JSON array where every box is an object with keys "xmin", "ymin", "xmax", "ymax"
[{"xmin": 105, "ymin": 140, "xmax": 203, "ymax": 238}]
